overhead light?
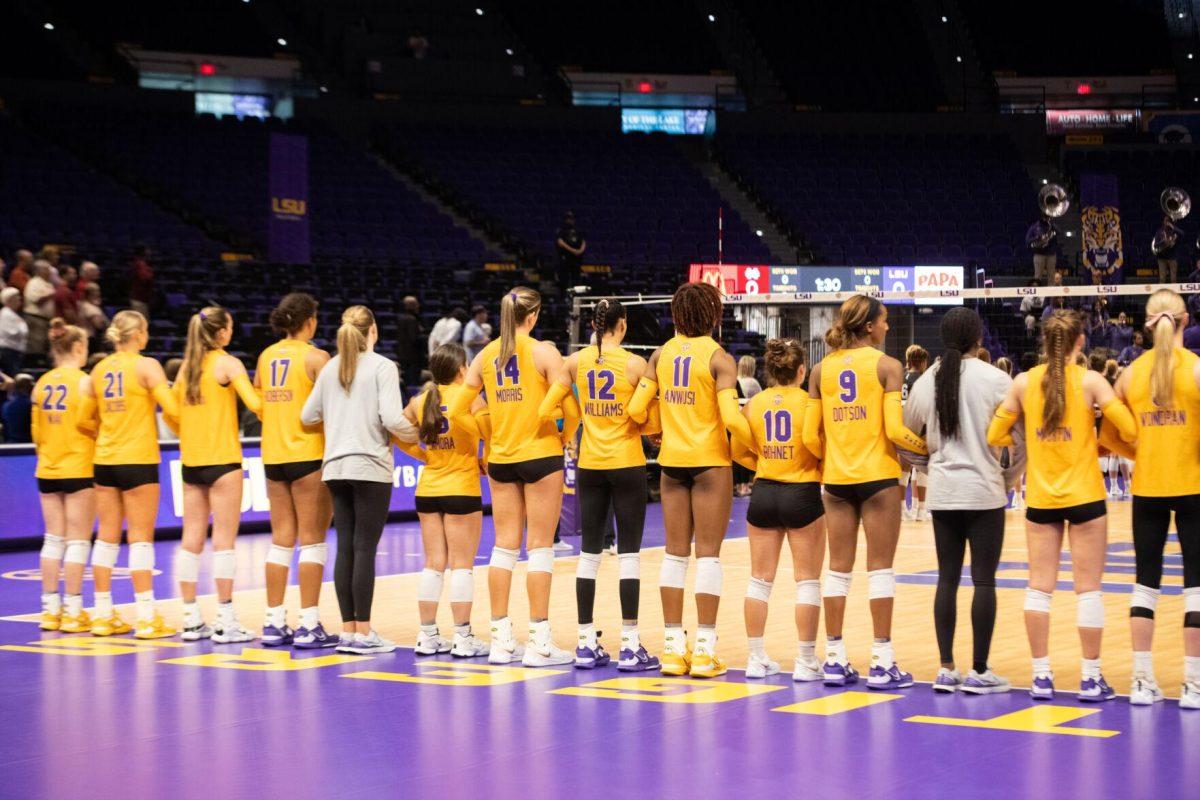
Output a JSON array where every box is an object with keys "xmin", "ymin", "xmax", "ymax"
[
  {"xmin": 1041, "ymin": 178, "xmax": 1049, "ymax": 185},
  {"xmin": 755, "ymin": 229, "xmax": 763, "ymax": 237},
  {"xmin": 277, "ymin": 37, "xmax": 287, "ymax": 46},
  {"xmin": 955, "ymin": 55, "xmax": 962, "ymax": 63},
  {"xmin": 1065, "ymin": 231, "xmax": 1074, "ymax": 238},
  {"xmin": 43, "ymin": 22, "xmax": 54, "ymax": 30},
  {"xmin": 475, "ymin": 7, "xmax": 484, "ymax": 15},
  {"xmin": 199, "ymin": 62, "xmax": 216, "ymax": 76},
  {"xmin": 1190, "ymin": 53, "xmax": 1195, "ymax": 60},
  {"xmin": 940, "ymin": 15, "xmax": 948, "ymax": 22},
  {"xmin": 1194, "ymin": 96, "xmax": 1198, "ymax": 102},
  {"xmin": 708, "ymin": 14, "xmax": 716, "ymax": 22},
  {"xmin": 319, "ymin": 85, "xmax": 328, "ymax": 93},
  {"xmin": 505, "ymin": 47, "xmax": 513, "ymax": 55}
]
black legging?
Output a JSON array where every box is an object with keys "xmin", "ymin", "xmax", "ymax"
[
  {"xmin": 327, "ymin": 479, "xmax": 393, "ymax": 623},
  {"xmin": 932, "ymin": 507, "xmax": 1006, "ymax": 674},
  {"xmin": 577, "ymin": 466, "xmax": 648, "ymax": 623},
  {"xmin": 1132, "ymin": 494, "xmax": 1200, "ymax": 592}
]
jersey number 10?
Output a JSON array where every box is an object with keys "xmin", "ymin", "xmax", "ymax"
[{"xmin": 762, "ymin": 409, "xmax": 792, "ymax": 442}]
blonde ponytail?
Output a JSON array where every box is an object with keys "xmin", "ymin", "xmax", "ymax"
[
  {"xmin": 181, "ymin": 306, "xmax": 230, "ymax": 405},
  {"xmin": 337, "ymin": 305, "xmax": 375, "ymax": 392},
  {"xmin": 1039, "ymin": 310, "xmax": 1082, "ymax": 432},
  {"xmin": 497, "ymin": 286, "xmax": 541, "ymax": 369},
  {"xmin": 1145, "ymin": 288, "xmax": 1186, "ymax": 408}
]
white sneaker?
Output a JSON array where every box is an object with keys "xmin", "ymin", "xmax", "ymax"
[
  {"xmin": 916, "ymin": 509, "xmax": 931, "ymax": 522},
  {"xmin": 933, "ymin": 667, "xmax": 964, "ymax": 693},
  {"xmin": 792, "ymin": 657, "xmax": 823, "ymax": 682},
  {"xmin": 451, "ymin": 632, "xmax": 489, "ymax": 658},
  {"xmin": 605, "ymin": 543, "xmax": 617, "ymax": 556},
  {"xmin": 211, "ymin": 621, "xmax": 256, "ymax": 644},
  {"xmin": 181, "ymin": 622, "xmax": 213, "ymax": 642},
  {"xmin": 351, "ymin": 631, "xmax": 396, "ymax": 654},
  {"xmin": 552, "ymin": 540, "xmax": 573, "ymax": 553},
  {"xmin": 523, "ymin": 629, "xmax": 573, "ymax": 667},
  {"xmin": 901, "ymin": 506, "xmax": 916, "ymax": 521},
  {"xmin": 1129, "ymin": 674, "xmax": 1164, "ymax": 705},
  {"xmin": 961, "ymin": 668, "xmax": 1011, "ymax": 695},
  {"xmin": 745, "ymin": 652, "xmax": 781, "ymax": 679},
  {"xmin": 415, "ymin": 630, "xmax": 452, "ymax": 655},
  {"xmin": 488, "ymin": 636, "xmax": 525, "ymax": 664},
  {"xmin": 1181, "ymin": 681, "xmax": 1200, "ymax": 709}
]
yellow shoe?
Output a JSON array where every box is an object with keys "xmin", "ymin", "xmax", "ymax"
[
  {"xmin": 134, "ymin": 615, "xmax": 177, "ymax": 639},
  {"xmin": 59, "ymin": 610, "xmax": 92, "ymax": 633},
  {"xmin": 689, "ymin": 651, "xmax": 727, "ymax": 678},
  {"xmin": 661, "ymin": 647, "xmax": 692, "ymax": 676},
  {"xmin": 91, "ymin": 613, "xmax": 132, "ymax": 637},
  {"xmin": 39, "ymin": 611, "xmax": 61, "ymax": 631}
]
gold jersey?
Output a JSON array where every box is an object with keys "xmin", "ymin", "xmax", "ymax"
[
  {"xmin": 92, "ymin": 351, "xmax": 160, "ymax": 465},
  {"xmin": 819, "ymin": 346, "xmax": 899, "ymax": 484},
  {"xmin": 32, "ymin": 366, "xmax": 96, "ymax": 479},
  {"xmin": 1022, "ymin": 363, "xmax": 1105, "ymax": 508},
  {"xmin": 654, "ymin": 335, "xmax": 730, "ymax": 468},
  {"xmin": 479, "ymin": 334, "xmax": 562, "ymax": 464},
  {"xmin": 1124, "ymin": 348, "xmax": 1200, "ymax": 497},
  {"xmin": 175, "ymin": 350, "xmax": 243, "ymax": 467},
  {"xmin": 747, "ymin": 386, "xmax": 820, "ymax": 483},
  {"xmin": 257, "ymin": 339, "xmax": 324, "ymax": 465},
  {"xmin": 416, "ymin": 384, "xmax": 482, "ymax": 497},
  {"xmin": 575, "ymin": 345, "xmax": 645, "ymax": 470}
]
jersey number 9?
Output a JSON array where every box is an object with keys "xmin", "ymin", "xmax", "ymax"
[{"xmin": 838, "ymin": 369, "xmax": 857, "ymax": 403}]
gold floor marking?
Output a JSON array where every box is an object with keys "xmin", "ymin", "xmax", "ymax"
[
  {"xmin": 0, "ymin": 637, "xmax": 184, "ymax": 656},
  {"xmin": 772, "ymin": 690, "xmax": 904, "ymax": 715},
  {"xmin": 551, "ymin": 676, "xmax": 784, "ymax": 704},
  {"xmin": 904, "ymin": 705, "xmax": 1120, "ymax": 738},
  {"xmin": 160, "ymin": 647, "xmax": 369, "ymax": 671},
  {"xmin": 343, "ymin": 661, "xmax": 566, "ymax": 686}
]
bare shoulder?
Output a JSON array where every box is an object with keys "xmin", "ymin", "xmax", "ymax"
[
  {"xmin": 137, "ymin": 354, "xmax": 167, "ymax": 381},
  {"xmin": 645, "ymin": 346, "xmax": 663, "ymax": 373}
]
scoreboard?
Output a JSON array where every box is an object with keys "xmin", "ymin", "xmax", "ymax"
[{"xmin": 687, "ymin": 264, "xmax": 964, "ymax": 305}]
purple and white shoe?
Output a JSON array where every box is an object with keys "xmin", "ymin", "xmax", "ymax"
[
  {"xmin": 617, "ymin": 645, "xmax": 661, "ymax": 672},
  {"xmin": 293, "ymin": 623, "xmax": 340, "ymax": 650},
  {"xmin": 868, "ymin": 663, "xmax": 914, "ymax": 690},
  {"xmin": 1078, "ymin": 675, "xmax": 1116, "ymax": 703},
  {"xmin": 961, "ymin": 669, "xmax": 1011, "ymax": 695},
  {"xmin": 1030, "ymin": 673, "xmax": 1055, "ymax": 700},
  {"xmin": 823, "ymin": 660, "xmax": 859, "ymax": 686},
  {"xmin": 261, "ymin": 623, "xmax": 294, "ymax": 647},
  {"xmin": 933, "ymin": 668, "xmax": 963, "ymax": 693},
  {"xmin": 575, "ymin": 640, "xmax": 611, "ymax": 669}
]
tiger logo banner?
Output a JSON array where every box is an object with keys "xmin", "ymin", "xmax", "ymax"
[{"xmin": 1079, "ymin": 173, "xmax": 1124, "ymax": 283}]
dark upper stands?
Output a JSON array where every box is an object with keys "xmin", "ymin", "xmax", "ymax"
[{"xmin": 45, "ymin": 0, "xmax": 276, "ymax": 57}]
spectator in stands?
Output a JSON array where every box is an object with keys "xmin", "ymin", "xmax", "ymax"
[
  {"xmin": 7, "ymin": 250, "xmax": 32, "ymax": 293},
  {"xmin": 428, "ymin": 306, "xmax": 466, "ymax": 357},
  {"xmin": 396, "ymin": 295, "xmax": 424, "ymax": 388},
  {"xmin": 78, "ymin": 283, "xmax": 109, "ymax": 342},
  {"xmin": 1019, "ymin": 351, "xmax": 1037, "ymax": 374},
  {"xmin": 408, "ymin": 31, "xmax": 430, "ymax": 59},
  {"xmin": 555, "ymin": 211, "xmax": 586, "ymax": 289},
  {"xmin": 37, "ymin": 245, "xmax": 60, "ymax": 271},
  {"xmin": 0, "ymin": 287, "xmax": 27, "ymax": 376},
  {"xmin": 157, "ymin": 358, "xmax": 183, "ymax": 441},
  {"xmin": 2, "ymin": 373, "xmax": 33, "ymax": 443},
  {"xmin": 995, "ymin": 356, "xmax": 1013, "ymax": 377},
  {"xmin": 75, "ymin": 261, "xmax": 100, "ymax": 301},
  {"xmin": 736, "ymin": 356, "xmax": 762, "ymax": 398},
  {"xmin": 23, "ymin": 260, "xmax": 55, "ymax": 359},
  {"xmin": 1026, "ymin": 212, "xmax": 1057, "ymax": 283},
  {"xmin": 1156, "ymin": 214, "xmax": 1182, "ymax": 284},
  {"xmin": 463, "ymin": 304, "xmax": 491, "ymax": 361},
  {"xmin": 1108, "ymin": 311, "xmax": 1134, "ymax": 353},
  {"xmin": 1118, "ymin": 331, "xmax": 1144, "ymax": 366},
  {"xmin": 1041, "ymin": 295, "xmax": 1065, "ymax": 323},
  {"xmin": 1019, "ymin": 279, "xmax": 1043, "ymax": 336},
  {"xmin": 53, "ymin": 266, "xmax": 79, "ymax": 324},
  {"xmin": 129, "ymin": 244, "xmax": 155, "ymax": 319}
]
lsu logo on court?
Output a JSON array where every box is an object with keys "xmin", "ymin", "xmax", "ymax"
[{"xmin": 271, "ymin": 197, "xmax": 307, "ymax": 216}]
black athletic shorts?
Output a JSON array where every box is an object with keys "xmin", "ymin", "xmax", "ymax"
[
  {"xmin": 487, "ymin": 456, "xmax": 561, "ymax": 484},
  {"xmin": 94, "ymin": 464, "xmax": 159, "ymax": 491},
  {"xmin": 823, "ymin": 478, "xmax": 899, "ymax": 505},
  {"xmin": 1026, "ymin": 500, "xmax": 1107, "ymax": 526},
  {"xmin": 37, "ymin": 477, "xmax": 94, "ymax": 494},
  {"xmin": 415, "ymin": 495, "xmax": 483, "ymax": 515},
  {"xmin": 747, "ymin": 480, "xmax": 824, "ymax": 530},
  {"xmin": 661, "ymin": 465, "xmax": 726, "ymax": 487},
  {"xmin": 264, "ymin": 459, "xmax": 323, "ymax": 483},
  {"xmin": 181, "ymin": 463, "xmax": 243, "ymax": 487}
]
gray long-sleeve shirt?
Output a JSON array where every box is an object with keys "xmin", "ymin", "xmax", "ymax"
[
  {"xmin": 301, "ymin": 350, "xmax": 418, "ymax": 483},
  {"xmin": 903, "ymin": 358, "xmax": 1025, "ymax": 511}
]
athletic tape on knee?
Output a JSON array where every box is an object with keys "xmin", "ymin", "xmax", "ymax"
[
  {"xmin": 695, "ymin": 556, "xmax": 722, "ymax": 596},
  {"xmin": 63, "ymin": 539, "xmax": 90, "ymax": 566},
  {"xmin": 576, "ymin": 552, "xmax": 602, "ymax": 581},
  {"xmin": 450, "ymin": 568, "xmax": 474, "ymax": 603},
  {"xmin": 1077, "ymin": 590, "xmax": 1104, "ymax": 629},
  {"xmin": 40, "ymin": 534, "xmax": 64, "ymax": 562},
  {"xmin": 298, "ymin": 542, "xmax": 327, "ymax": 566},
  {"xmin": 659, "ymin": 553, "xmax": 689, "ymax": 589},
  {"xmin": 212, "ymin": 549, "xmax": 236, "ymax": 581},
  {"xmin": 618, "ymin": 552, "xmax": 640, "ymax": 581},
  {"xmin": 174, "ymin": 548, "xmax": 200, "ymax": 582},
  {"xmin": 527, "ymin": 547, "xmax": 554, "ymax": 574},
  {"xmin": 489, "ymin": 546, "xmax": 519, "ymax": 572},
  {"xmin": 91, "ymin": 540, "xmax": 120, "ymax": 570},
  {"xmin": 1129, "ymin": 583, "xmax": 1160, "ymax": 619},
  {"xmin": 266, "ymin": 544, "xmax": 294, "ymax": 568},
  {"xmin": 796, "ymin": 579, "xmax": 821, "ymax": 607},
  {"xmin": 824, "ymin": 570, "xmax": 852, "ymax": 598},
  {"xmin": 867, "ymin": 568, "xmax": 895, "ymax": 600},
  {"xmin": 417, "ymin": 568, "xmax": 444, "ymax": 602},
  {"xmin": 128, "ymin": 541, "xmax": 154, "ymax": 572},
  {"xmin": 1024, "ymin": 587, "xmax": 1052, "ymax": 613},
  {"xmin": 746, "ymin": 576, "xmax": 773, "ymax": 603}
]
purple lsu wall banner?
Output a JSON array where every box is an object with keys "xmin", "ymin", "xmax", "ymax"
[
  {"xmin": 0, "ymin": 441, "xmax": 491, "ymax": 542},
  {"xmin": 268, "ymin": 132, "xmax": 311, "ymax": 264},
  {"xmin": 1079, "ymin": 173, "xmax": 1124, "ymax": 284}
]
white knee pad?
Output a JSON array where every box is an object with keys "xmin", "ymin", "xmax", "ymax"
[
  {"xmin": 450, "ymin": 568, "xmax": 474, "ymax": 603},
  {"xmin": 867, "ymin": 568, "xmax": 895, "ymax": 600},
  {"xmin": 1024, "ymin": 587, "xmax": 1052, "ymax": 613},
  {"xmin": 912, "ymin": 469, "xmax": 928, "ymax": 488},
  {"xmin": 746, "ymin": 576, "xmax": 773, "ymax": 603},
  {"xmin": 266, "ymin": 544, "xmax": 294, "ymax": 568},
  {"xmin": 1130, "ymin": 583, "xmax": 1160, "ymax": 617},
  {"xmin": 298, "ymin": 542, "xmax": 328, "ymax": 566},
  {"xmin": 1186, "ymin": 586, "xmax": 1200, "ymax": 614},
  {"xmin": 417, "ymin": 568, "xmax": 444, "ymax": 602},
  {"xmin": 40, "ymin": 534, "xmax": 65, "ymax": 562},
  {"xmin": 489, "ymin": 546, "xmax": 519, "ymax": 572},
  {"xmin": 212, "ymin": 549, "xmax": 236, "ymax": 581},
  {"xmin": 91, "ymin": 540, "xmax": 120, "ymax": 570},
  {"xmin": 63, "ymin": 539, "xmax": 91, "ymax": 566},
  {"xmin": 174, "ymin": 548, "xmax": 200, "ymax": 582},
  {"xmin": 695, "ymin": 556, "xmax": 722, "ymax": 596},
  {"xmin": 824, "ymin": 570, "xmax": 852, "ymax": 598},
  {"xmin": 796, "ymin": 579, "xmax": 821, "ymax": 608},
  {"xmin": 577, "ymin": 552, "xmax": 602, "ymax": 581},
  {"xmin": 128, "ymin": 541, "xmax": 154, "ymax": 572},
  {"xmin": 527, "ymin": 547, "xmax": 554, "ymax": 574},
  {"xmin": 1076, "ymin": 590, "xmax": 1104, "ymax": 629},
  {"xmin": 618, "ymin": 552, "xmax": 640, "ymax": 581},
  {"xmin": 659, "ymin": 553, "xmax": 689, "ymax": 589}
]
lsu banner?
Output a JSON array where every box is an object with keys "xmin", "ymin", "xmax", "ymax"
[
  {"xmin": 1079, "ymin": 173, "xmax": 1124, "ymax": 283},
  {"xmin": 268, "ymin": 132, "xmax": 310, "ymax": 264}
]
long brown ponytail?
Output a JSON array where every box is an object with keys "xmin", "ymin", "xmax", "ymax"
[
  {"xmin": 1145, "ymin": 288, "xmax": 1186, "ymax": 408},
  {"xmin": 419, "ymin": 343, "xmax": 467, "ymax": 445},
  {"xmin": 1040, "ymin": 310, "xmax": 1083, "ymax": 432},
  {"xmin": 337, "ymin": 305, "xmax": 375, "ymax": 392},
  {"xmin": 825, "ymin": 294, "xmax": 884, "ymax": 350},
  {"xmin": 182, "ymin": 306, "xmax": 230, "ymax": 405},
  {"xmin": 934, "ymin": 307, "xmax": 983, "ymax": 440},
  {"xmin": 498, "ymin": 287, "xmax": 540, "ymax": 368}
]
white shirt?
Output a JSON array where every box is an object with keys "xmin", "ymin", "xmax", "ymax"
[
  {"xmin": 427, "ymin": 316, "xmax": 462, "ymax": 357},
  {"xmin": 24, "ymin": 277, "xmax": 54, "ymax": 317},
  {"xmin": 0, "ymin": 307, "xmax": 29, "ymax": 352},
  {"xmin": 463, "ymin": 319, "xmax": 489, "ymax": 362}
]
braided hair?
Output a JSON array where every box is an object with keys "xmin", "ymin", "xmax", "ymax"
[
  {"xmin": 670, "ymin": 282, "xmax": 722, "ymax": 337},
  {"xmin": 592, "ymin": 298, "xmax": 627, "ymax": 362},
  {"xmin": 1040, "ymin": 310, "xmax": 1083, "ymax": 432}
]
